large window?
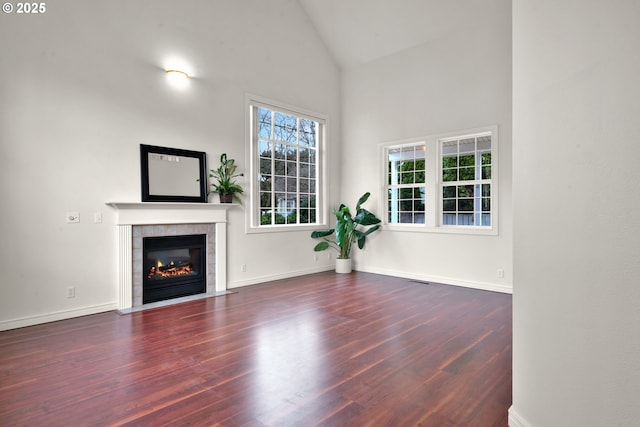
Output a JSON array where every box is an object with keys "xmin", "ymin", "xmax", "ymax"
[
  {"xmin": 386, "ymin": 143, "xmax": 426, "ymax": 224},
  {"xmin": 381, "ymin": 127, "xmax": 496, "ymax": 234},
  {"xmin": 248, "ymin": 98, "xmax": 325, "ymax": 230},
  {"xmin": 441, "ymin": 134, "xmax": 492, "ymax": 227}
]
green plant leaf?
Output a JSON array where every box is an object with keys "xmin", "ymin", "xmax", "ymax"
[
  {"xmin": 334, "ymin": 219, "xmax": 348, "ymax": 248},
  {"xmin": 334, "ymin": 204, "xmax": 349, "ymax": 220},
  {"xmin": 311, "ymin": 229, "xmax": 334, "ymax": 239},
  {"xmin": 313, "ymin": 241, "xmax": 330, "ymax": 251},
  {"xmin": 355, "ymin": 192, "xmax": 371, "ymax": 210},
  {"xmin": 354, "ymin": 209, "xmax": 381, "ymax": 226}
]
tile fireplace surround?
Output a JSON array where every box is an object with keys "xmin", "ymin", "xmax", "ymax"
[{"xmin": 107, "ymin": 202, "xmax": 231, "ymax": 311}]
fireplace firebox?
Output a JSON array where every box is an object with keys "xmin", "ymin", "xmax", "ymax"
[{"xmin": 143, "ymin": 234, "xmax": 206, "ymax": 304}]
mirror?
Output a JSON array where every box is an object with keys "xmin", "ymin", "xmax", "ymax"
[{"xmin": 140, "ymin": 144, "xmax": 207, "ymax": 203}]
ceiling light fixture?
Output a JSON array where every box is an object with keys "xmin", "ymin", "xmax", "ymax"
[{"xmin": 165, "ymin": 69, "xmax": 189, "ymax": 80}]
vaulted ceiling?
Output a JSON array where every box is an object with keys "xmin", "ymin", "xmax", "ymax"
[{"xmin": 298, "ymin": 0, "xmax": 506, "ymax": 69}]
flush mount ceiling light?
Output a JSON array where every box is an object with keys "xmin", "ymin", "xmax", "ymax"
[
  {"xmin": 165, "ymin": 69, "xmax": 189, "ymax": 80},
  {"xmin": 164, "ymin": 68, "xmax": 190, "ymax": 89},
  {"xmin": 162, "ymin": 56, "xmax": 192, "ymax": 88}
]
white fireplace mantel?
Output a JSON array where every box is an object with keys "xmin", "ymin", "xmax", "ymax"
[
  {"xmin": 106, "ymin": 202, "xmax": 235, "ymax": 225},
  {"xmin": 106, "ymin": 202, "xmax": 235, "ymax": 310}
]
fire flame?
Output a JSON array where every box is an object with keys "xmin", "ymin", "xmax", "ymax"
[{"xmin": 147, "ymin": 260, "xmax": 194, "ymax": 279}]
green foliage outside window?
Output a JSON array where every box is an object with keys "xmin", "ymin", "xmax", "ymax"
[{"xmin": 397, "ymin": 159, "xmax": 425, "ymax": 212}]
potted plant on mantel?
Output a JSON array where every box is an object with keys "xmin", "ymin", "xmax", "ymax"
[
  {"xmin": 209, "ymin": 153, "xmax": 244, "ymax": 203},
  {"xmin": 311, "ymin": 192, "xmax": 381, "ymax": 273}
]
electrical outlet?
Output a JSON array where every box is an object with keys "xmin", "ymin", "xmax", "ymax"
[
  {"xmin": 94, "ymin": 212, "xmax": 102, "ymax": 223},
  {"xmin": 66, "ymin": 212, "xmax": 80, "ymax": 223},
  {"xmin": 497, "ymin": 269, "xmax": 505, "ymax": 278},
  {"xmin": 241, "ymin": 264, "xmax": 247, "ymax": 272},
  {"xmin": 67, "ymin": 287, "xmax": 76, "ymax": 298}
]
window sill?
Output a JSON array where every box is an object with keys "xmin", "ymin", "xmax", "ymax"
[
  {"xmin": 382, "ymin": 223, "xmax": 498, "ymax": 236},
  {"xmin": 246, "ymin": 223, "xmax": 329, "ymax": 234}
]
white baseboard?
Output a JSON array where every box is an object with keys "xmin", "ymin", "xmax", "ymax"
[
  {"xmin": 229, "ymin": 264, "xmax": 512, "ymax": 295},
  {"xmin": 228, "ymin": 265, "xmax": 334, "ymax": 289},
  {"xmin": 508, "ymin": 406, "xmax": 530, "ymax": 427},
  {"xmin": 354, "ymin": 264, "xmax": 513, "ymax": 294},
  {"xmin": 0, "ymin": 302, "xmax": 118, "ymax": 331}
]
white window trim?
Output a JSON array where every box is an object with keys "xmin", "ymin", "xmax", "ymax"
[
  {"xmin": 245, "ymin": 94, "xmax": 329, "ymax": 234},
  {"xmin": 379, "ymin": 125, "xmax": 498, "ymax": 236}
]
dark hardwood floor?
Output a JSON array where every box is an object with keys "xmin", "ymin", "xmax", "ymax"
[{"xmin": 0, "ymin": 272, "xmax": 512, "ymax": 426}]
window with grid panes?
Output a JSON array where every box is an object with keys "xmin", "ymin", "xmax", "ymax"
[
  {"xmin": 381, "ymin": 126, "xmax": 496, "ymax": 234},
  {"xmin": 385, "ymin": 143, "xmax": 426, "ymax": 224},
  {"xmin": 250, "ymin": 101, "xmax": 323, "ymax": 228},
  {"xmin": 441, "ymin": 133, "xmax": 492, "ymax": 227}
]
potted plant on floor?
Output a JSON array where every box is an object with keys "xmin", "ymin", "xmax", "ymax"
[
  {"xmin": 311, "ymin": 192, "xmax": 381, "ymax": 273},
  {"xmin": 209, "ymin": 153, "xmax": 244, "ymax": 203}
]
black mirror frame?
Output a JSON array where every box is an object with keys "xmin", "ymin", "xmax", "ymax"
[{"xmin": 140, "ymin": 144, "xmax": 207, "ymax": 203}]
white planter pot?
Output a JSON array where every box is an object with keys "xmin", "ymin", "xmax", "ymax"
[{"xmin": 335, "ymin": 258, "xmax": 352, "ymax": 274}]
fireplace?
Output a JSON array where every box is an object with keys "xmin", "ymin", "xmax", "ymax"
[
  {"xmin": 107, "ymin": 202, "xmax": 230, "ymax": 311},
  {"xmin": 143, "ymin": 234, "xmax": 207, "ymax": 304}
]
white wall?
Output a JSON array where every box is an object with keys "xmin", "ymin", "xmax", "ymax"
[
  {"xmin": 512, "ymin": 1, "xmax": 640, "ymax": 426},
  {"xmin": 0, "ymin": 0, "xmax": 340, "ymax": 329},
  {"xmin": 340, "ymin": 0, "xmax": 512, "ymax": 291}
]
